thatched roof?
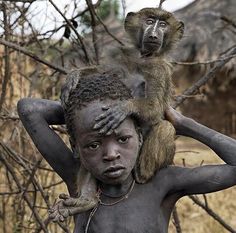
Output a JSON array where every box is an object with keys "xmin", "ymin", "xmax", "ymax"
[
  {"xmin": 172, "ymin": 0, "xmax": 236, "ymax": 89},
  {"xmin": 174, "ymin": 0, "xmax": 235, "ymax": 59}
]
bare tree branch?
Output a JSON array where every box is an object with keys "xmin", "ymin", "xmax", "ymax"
[
  {"xmin": 171, "ymin": 54, "xmax": 236, "ymax": 66},
  {"xmin": 85, "ymin": 0, "xmax": 99, "ymax": 63},
  {"xmin": 93, "ymin": 9, "xmax": 125, "ymax": 46},
  {"xmin": 158, "ymin": 0, "xmax": 166, "ymax": 9},
  {"xmin": 172, "ymin": 206, "xmax": 182, "ymax": 233},
  {"xmin": 173, "ymin": 46, "xmax": 236, "ymax": 108},
  {"xmin": 48, "ymin": 0, "xmax": 91, "ymax": 64},
  {"xmin": 4, "ymin": 0, "xmax": 37, "ymax": 2},
  {"xmin": 189, "ymin": 195, "xmax": 236, "ymax": 233},
  {"xmin": 0, "ymin": 3, "xmax": 11, "ymax": 111},
  {"xmin": 0, "ymin": 38, "xmax": 69, "ymax": 74},
  {"xmin": 0, "ymin": 154, "xmax": 49, "ymax": 233},
  {"xmin": 121, "ymin": 0, "xmax": 126, "ymax": 19}
]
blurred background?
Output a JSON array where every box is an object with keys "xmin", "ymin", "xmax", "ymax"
[{"xmin": 0, "ymin": 0, "xmax": 235, "ymax": 232}]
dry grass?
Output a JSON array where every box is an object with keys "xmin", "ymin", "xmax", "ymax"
[{"xmin": 169, "ymin": 137, "xmax": 236, "ymax": 233}]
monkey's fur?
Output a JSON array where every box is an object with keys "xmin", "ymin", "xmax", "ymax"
[
  {"xmin": 96, "ymin": 8, "xmax": 184, "ymax": 182},
  {"xmin": 50, "ymin": 8, "xmax": 184, "ymax": 221}
]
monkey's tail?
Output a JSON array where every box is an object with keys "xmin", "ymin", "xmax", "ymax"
[{"xmin": 134, "ymin": 120, "xmax": 176, "ymax": 184}]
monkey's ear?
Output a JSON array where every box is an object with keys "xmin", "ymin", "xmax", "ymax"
[
  {"xmin": 124, "ymin": 12, "xmax": 137, "ymax": 31},
  {"xmin": 126, "ymin": 12, "xmax": 136, "ymax": 18}
]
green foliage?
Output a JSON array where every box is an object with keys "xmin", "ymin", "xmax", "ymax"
[{"xmin": 80, "ymin": 0, "xmax": 120, "ymax": 27}]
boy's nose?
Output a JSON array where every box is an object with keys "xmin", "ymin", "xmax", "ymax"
[{"xmin": 103, "ymin": 145, "xmax": 121, "ymax": 161}]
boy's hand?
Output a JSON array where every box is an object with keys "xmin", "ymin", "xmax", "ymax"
[{"xmin": 165, "ymin": 107, "xmax": 186, "ymax": 135}]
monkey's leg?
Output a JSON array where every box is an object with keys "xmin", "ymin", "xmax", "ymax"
[
  {"xmin": 49, "ymin": 165, "xmax": 98, "ymax": 222},
  {"xmin": 67, "ymin": 164, "xmax": 98, "ymax": 207},
  {"xmin": 134, "ymin": 120, "xmax": 176, "ymax": 184}
]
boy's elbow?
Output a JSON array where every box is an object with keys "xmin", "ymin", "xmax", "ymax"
[{"xmin": 17, "ymin": 98, "xmax": 34, "ymax": 118}]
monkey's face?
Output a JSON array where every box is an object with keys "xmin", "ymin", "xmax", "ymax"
[
  {"xmin": 124, "ymin": 8, "xmax": 184, "ymax": 56},
  {"xmin": 140, "ymin": 16, "xmax": 170, "ymax": 56},
  {"xmin": 73, "ymin": 100, "xmax": 140, "ymax": 185}
]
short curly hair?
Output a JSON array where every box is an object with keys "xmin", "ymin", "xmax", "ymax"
[{"xmin": 61, "ymin": 66, "xmax": 132, "ymax": 148}]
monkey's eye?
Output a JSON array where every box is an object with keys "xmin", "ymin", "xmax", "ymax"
[
  {"xmin": 159, "ymin": 21, "xmax": 167, "ymax": 27},
  {"xmin": 146, "ymin": 18, "xmax": 155, "ymax": 25}
]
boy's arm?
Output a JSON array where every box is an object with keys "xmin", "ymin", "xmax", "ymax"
[
  {"xmin": 17, "ymin": 98, "xmax": 79, "ymax": 188},
  {"xmin": 165, "ymin": 107, "xmax": 236, "ymax": 195}
]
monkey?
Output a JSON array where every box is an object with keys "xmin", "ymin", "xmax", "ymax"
[
  {"xmin": 49, "ymin": 8, "xmax": 184, "ymax": 221},
  {"xmin": 95, "ymin": 7, "xmax": 184, "ymax": 182}
]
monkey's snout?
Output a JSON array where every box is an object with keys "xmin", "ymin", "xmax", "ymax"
[{"xmin": 148, "ymin": 35, "xmax": 158, "ymax": 40}]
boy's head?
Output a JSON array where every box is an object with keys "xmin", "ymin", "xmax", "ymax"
[{"xmin": 61, "ymin": 67, "xmax": 141, "ymax": 184}]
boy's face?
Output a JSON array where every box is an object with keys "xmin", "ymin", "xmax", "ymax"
[{"xmin": 73, "ymin": 100, "xmax": 140, "ymax": 185}]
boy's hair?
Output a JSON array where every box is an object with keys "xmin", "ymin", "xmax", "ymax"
[{"xmin": 60, "ymin": 66, "xmax": 132, "ymax": 147}]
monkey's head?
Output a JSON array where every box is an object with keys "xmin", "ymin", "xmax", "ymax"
[{"xmin": 124, "ymin": 8, "xmax": 184, "ymax": 56}]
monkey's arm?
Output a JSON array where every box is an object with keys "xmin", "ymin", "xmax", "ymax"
[
  {"xmin": 17, "ymin": 98, "xmax": 78, "ymax": 188},
  {"xmin": 165, "ymin": 107, "xmax": 236, "ymax": 195},
  {"xmin": 94, "ymin": 67, "xmax": 171, "ymax": 134},
  {"xmin": 94, "ymin": 98, "xmax": 161, "ymax": 134}
]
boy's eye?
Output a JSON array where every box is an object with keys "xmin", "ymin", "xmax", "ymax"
[
  {"xmin": 88, "ymin": 142, "xmax": 100, "ymax": 150},
  {"xmin": 118, "ymin": 136, "xmax": 130, "ymax": 144}
]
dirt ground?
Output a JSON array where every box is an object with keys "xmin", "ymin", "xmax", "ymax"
[{"xmin": 168, "ymin": 137, "xmax": 236, "ymax": 233}]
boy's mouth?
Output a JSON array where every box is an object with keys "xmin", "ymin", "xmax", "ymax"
[{"xmin": 104, "ymin": 165, "xmax": 125, "ymax": 178}]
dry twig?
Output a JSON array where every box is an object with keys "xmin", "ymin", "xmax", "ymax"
[
  {"xmin": 173, "ymin": 46, "xmax": 236, "ymax": 108},
  {"xmin": 189, "ymin": 195, "xmax": 236, "ymax": 233},
  {"xmin": 0, "ymin": 38, "xmax": 69, "ymax": 74},
  {"xmin": 48, "ymin": 0, "xmax": 91, "ymax": 64}
]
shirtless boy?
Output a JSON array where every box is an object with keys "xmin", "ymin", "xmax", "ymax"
[{"xmin": 17, "ymin": 68, "xmax": 236, "ymax": 233}]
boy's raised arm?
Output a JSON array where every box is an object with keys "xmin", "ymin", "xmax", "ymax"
[
  {"xmin": 165, "ymin": 107, "xmax": 236, "ymax": 195},
  {"xmin": 17, "ymin": 98, "xmax": 78, "ymax": 188}
]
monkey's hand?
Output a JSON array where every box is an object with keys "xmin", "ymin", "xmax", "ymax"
[
  {"xmin": 49, "ymin": 193, "xmax": 98, "ymax": 222},
  {"xmin": 94, "ymin": 102, "xmax": 130, "ymax": 135}
]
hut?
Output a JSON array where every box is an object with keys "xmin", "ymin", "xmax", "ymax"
[{"xmin": 172, "ymin": 0, "xmax": 236, "ymax": 136}]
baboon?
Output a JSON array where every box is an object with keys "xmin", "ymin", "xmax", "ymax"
[
  {"xmin": 95, "ymin": 7, "xmax": 184, "ymax": 181},
  {"xmin": 50, "ymin": 8, "xmax": 184, "ymax": 221}
]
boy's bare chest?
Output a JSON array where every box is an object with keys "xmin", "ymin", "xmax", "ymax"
[{"xmin": 74, "ymin": 186, "xmax": 172, "ymax": 233}]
